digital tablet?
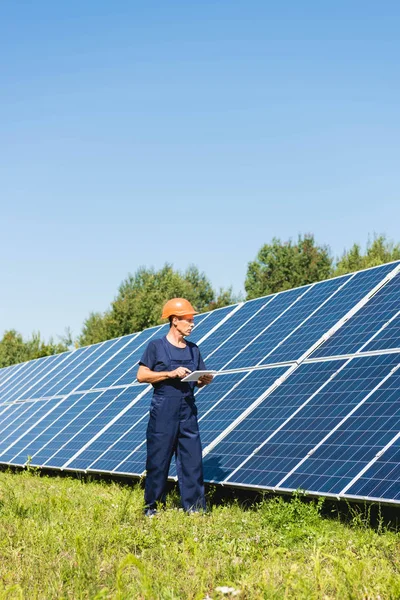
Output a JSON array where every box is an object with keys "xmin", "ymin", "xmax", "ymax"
[{"xmin": 182, "ymin": 370, "xmax": 218, "ymax": 382}]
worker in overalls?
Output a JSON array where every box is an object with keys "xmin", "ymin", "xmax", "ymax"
[{"xmin": 137, "ymin": 298, "xmax": 213, "ymax": 516}]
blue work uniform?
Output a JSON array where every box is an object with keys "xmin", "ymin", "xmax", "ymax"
[{"xmin": 139, "ymin": 336, "xmax": 207, "ymax": 512}]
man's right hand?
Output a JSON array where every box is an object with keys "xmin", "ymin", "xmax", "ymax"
[{"xmin": 168, "ymin": 367, "xmax": 192, "ymax": 379}]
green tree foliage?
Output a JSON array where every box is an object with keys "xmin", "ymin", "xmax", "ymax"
[
  {"xmin": 0, "ymin": 330, "xmax": 69, "ymax": 368},
  {"xmin": 79, "ymin": 312, "xmax": 114, "ymax": 347},
  {"xmin": 245, "ymin": 234, "xmax": 333, "ymax": 299},
  {"xmin": 334, "ymin": 235, "xmax": 400, "ymax": 276},
  {"xmin": 78, "ymin": 264, "xmax": 239, "ymax": 346}
]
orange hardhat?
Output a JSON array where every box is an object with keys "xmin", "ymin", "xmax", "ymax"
[{"xmin": 161, "ymin": 298, "xmax": 198, "ymax": 319}]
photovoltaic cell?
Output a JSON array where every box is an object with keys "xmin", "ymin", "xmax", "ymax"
[
  {"xmin": 189, "ymin": 304, "xmax": 238, "ymax": 345},
  {"xmin": 0, "ymin": 396, "xmax": 76, "ymax": 459},
  {"xmin": 0, "ymin": 363, "xmax": 24, "ymax": 387},
  {"xmin": 64, "ymin": 387, "xmax": 150, "ymax": 471},
  {"xmin": 207, "ymin": 286, "xmax": 308, "ymax": 370},
  {"xmin": 168, "ymin": 367, "xmax": 289, "ymax": 479},
  {"xmin": 0, "ymin": 356, "xmax": 51, "ymax": 394},
  {"xmin": 0, "ymin": 353, "xmax": 65, "ymax": 403},
  {"xmin": 83, "ymin": 391, "xmax": 154, "ymax": 473},
  {"xmin": 6, "ymin": 395, "xmax": 88, "ymax": 466},
  {"xmin": 198, "ymin": 297, "xmax": 267, "ymax": 360},
  {"xmin": 230, "ymin": 354, "xmax": 400, "ymax": 489},
  {"xmin": 362, "ymin": 313, "xmax": 400, "ymax": 353},
  {"xmin": 14, "ymin": 345, "xmax": 104, "ymax": 402},
  {"xmin": 42, "ymin": 387, "xmax": 147, "ymax": 468},
  {"xmin": 279, "ymin": 360, "xmax": 400, "ymax": 494},
  {"xmin": 0, "ymin": 403, "xmax": 12, "ymax": 418},
  {"xmin": 26, "ymin": 392, "xmax": 103, "ymax": 466},
  {"xmin": 202, "ymin": 360, "xmax": 344, "ymax": 483},
  {"xmin": 261, "ymin": 261, "xmax": 398, "ymax": 365},
  {"xmin": 311, "ymin": 271, "xmax": 400, "ymax": 358},
  {"xmin": 14, "ymin": 346, "xmax": 96, "ymax": 401},
  {"xmin": 0, "ymin": 401, "xmax": 30, "ymax": 435},
  {"xmin": 75, "ymin": 330, "xmax": 157, "ymax": 391},
  {"xmin": 344, "ymin": 437, "xmax": 400, "ymax": 501},
  {"xmin": 226, "ymin": 276, "xmax": 349, "ymax": 370}
]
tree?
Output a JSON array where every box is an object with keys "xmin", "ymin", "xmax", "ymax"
[
  {"xmin": 78, "ymin": 263, "xmax": 238, "ymax": 346},
  {"xmin": 0, "ymin": 330, "xmax": 28, "ymax": 368},
  {"xmin": 79, "ymin": 312, "xmax": 114, "ymax": 346},
  {"xmin": 334, "ymin": 235, "xmax": 400, "ymax": 276},
  {"xmin": 0, "ymin": 330, "xmax": 70, "ymax": 368},
  {"xmin": 245, "ymin": 234, "xmax": 333, "ymax": 299},
  {"xmin": 204, "ymin": 287, "xmax": 242, "ymax": 312}
]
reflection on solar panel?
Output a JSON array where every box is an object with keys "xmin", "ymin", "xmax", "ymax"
[{"xmin": 1, "ymin": 261, "xmax": 400, "ymax": 506}]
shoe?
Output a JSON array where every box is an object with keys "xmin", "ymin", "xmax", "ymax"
[{"xmin": 144, "ymin": 508, "xmax": 157, "ymax": 518}]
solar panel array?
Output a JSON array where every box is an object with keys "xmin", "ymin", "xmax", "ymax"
[{"xmin": 1, "ymin": 261, "xmax": 400, "ymax": 505}]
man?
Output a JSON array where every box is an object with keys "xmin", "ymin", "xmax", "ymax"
[{"xmin": 137, "ymin": 298, "xmax": 213, "ymax": 516}]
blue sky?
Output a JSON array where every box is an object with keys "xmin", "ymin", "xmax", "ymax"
[{"xmin": 1, "ymin": 1, "xmax": 399, "ymax": 340}]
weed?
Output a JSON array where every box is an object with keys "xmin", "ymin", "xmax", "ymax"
[{"xmin": 0, "ymin": 471, "xmax": 399, "ymax": 599}]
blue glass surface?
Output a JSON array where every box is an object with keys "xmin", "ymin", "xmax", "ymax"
[
  {"xmin": 17, "ymin": 344, "xmax": 102, "ymax": 400},
  {"xmin": 95, "ymin": 326, "xmax": 168, "ymax": 388},
  {"xmin": 17, "ymin": 347, "xmax": 96, "ymax": 401},
  {"xmin": 0, "ymin": 398, "xmax": 58, "ymax": 458},
  {"xmin": 82, "ymin": 390, "xmax": 153, "ymax": 473},
  {"xmin": 75, "ymin": 332, "xmax": 154, "ymax": 391},
  {"xmin": 227, "ymin": 277, "xmax": 349, "ymax": 370},
  {"xmin": 0, "ymin": 401, "xmax": 22, "ymax": 426},
  {"xmin": 0, "ymin": 354, "xmax": 63, "ymax": 403},
  {"xmin": 54, "ymin": 337, "xmax": 136, "ymax": 396},
  {"xmin": 280, "ymin": 360, "xmax": 400, "ymax": 494},
  {"xmin": 0, "ymin": 403, "xmax": 12, "ymax": 418},
  {"xmin": 5, "ymin": 395, "xmax": 85, "ymax": 465},
  {"xmin": 112, "ymin": 446, "xmax": 147, "ymax": 476},
  {"xmin": 363, "ymin": 314, "xmax": 400, "ymax": 353},
  {"xmin": 197, "ymin": 298, "xmax": 266, "ymax": 361},
  {"xmin": 44, "ymin": 386, "xmax": 148, "ymax": 468},
  {"xmin": 199, "ymin": 368, "xmax": 288, "ymax": 447},
  {"xmin": 189, "ymin": 305, "xmax": 237, "ymax": 345},
  {"xmin": 345, "ymin": 437, "xmax": 400, "ymax": 501},
  {"xmin": 194, "ymin": 372, "xmax": 249, "ymax": 416},
  {"xmin": 0, "ymin": 357, "xmax": 48, "ymax": 397},
  {"xmin": 202, "ymin": 360, "xmax": 344, "ymax": 483},
  {"xmin": 207, "ymin": 287, "xmax": 308, "ymax": 371},
  {"xmin": 231, "ymin": 354, "xmax": 400, "ymax": 488},
  {"xmin": 312, "ymin": 272, "xmax": 400, "ymax": 358},
  {"xmin": 0, "ymin": 402, "xmax": 30, "ymax": 441},
  {"xmin": 0, "ymin": 363, "xmax": 25, "ymax": 388},
  {"xmin": 169, "ymin": 368, "xmax": 288, "ymax": 479},
  {"xmin": 28, "ymin": 392, "xmax": 102, "ymax": 466},
  {"xmin": 262, "ymin": 262, "xmax": 399, "ymax": 365}
]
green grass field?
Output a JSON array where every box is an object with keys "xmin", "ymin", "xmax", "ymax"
[{"xmin": 0, "ymin": 470, "xmax": 399, "ymax": 599}]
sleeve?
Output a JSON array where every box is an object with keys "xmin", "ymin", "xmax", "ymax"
[{"xmin": 139, "ymin": 341, "xmax": 157, "ymax": 370}]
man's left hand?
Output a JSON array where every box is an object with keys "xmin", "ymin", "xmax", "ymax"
[{"xmin": 197, "ymin": 374, "xmax": 214, "ymax": 387}]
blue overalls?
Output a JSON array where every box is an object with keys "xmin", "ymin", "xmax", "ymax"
[{"xmin": 140, "ymin": 336, "xmax": 206, "ymax": 512}]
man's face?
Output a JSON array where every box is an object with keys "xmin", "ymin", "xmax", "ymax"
[{"xmin": 173, "ymin": 315, "xmax": 195, "ymax": 337}]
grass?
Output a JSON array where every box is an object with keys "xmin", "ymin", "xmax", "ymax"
[{"xmin": 0, "ymin": 470, "xmax": 400, "ymax": 599}]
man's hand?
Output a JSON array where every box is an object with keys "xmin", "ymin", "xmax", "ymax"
[
  {"xmin": 197, "ymin": 374, "xmax": 214, "ymax": 387},
  {"xmin": 168, "ymin": 367, "xmax": 192, "ymax": 379}
]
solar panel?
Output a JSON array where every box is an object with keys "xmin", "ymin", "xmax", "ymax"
[
  {"xmin": 343, "ymin": 435, "xmax": 400, "ymax": 502},
  {"xmin": 311, "ymin": 272, "xmax": 400, "ymax": 358},
  {"xmin": 276, "ymin": 360, "xmax": 400, "ymax": 495},
  {"xmin": 223, "ymin": 354, "xmax": 399, "ymax": 489},
  {"xmin": 224, "ymin": 276, "xmax": 349, "ymax": 369},
  {"xmin": 1, "ymin": 260, "xmax": 400, "ymax": 506}
]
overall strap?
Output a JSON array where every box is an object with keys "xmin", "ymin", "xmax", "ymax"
[{"xmin": 160, "ymin": 336, "xmax": 173, "ymax": 370}]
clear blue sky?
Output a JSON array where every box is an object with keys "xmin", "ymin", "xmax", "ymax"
[{"xmin": 1, "ymin": 1, "xmax": 399, "ymax": 340}]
